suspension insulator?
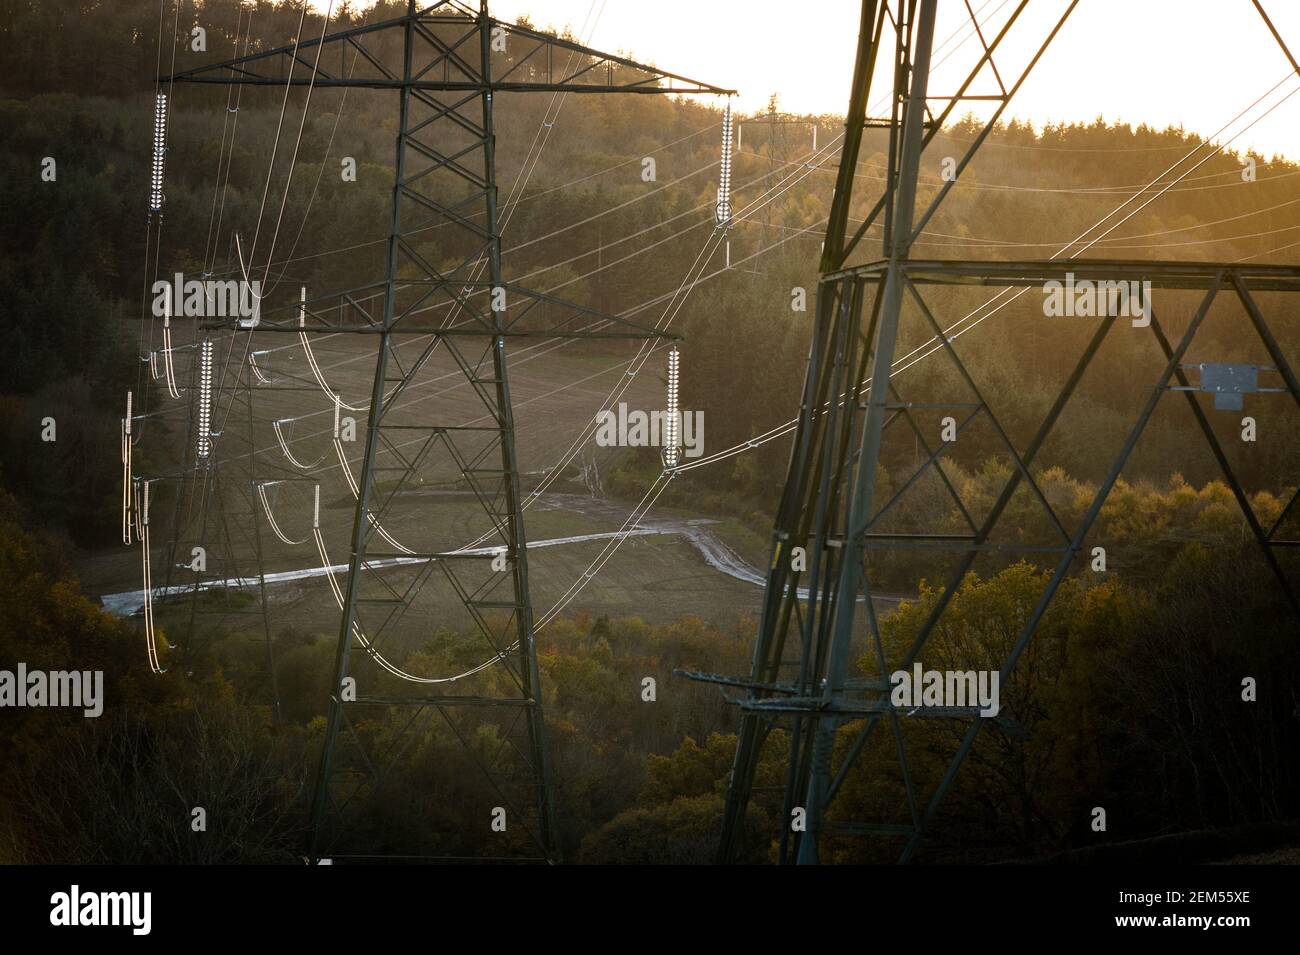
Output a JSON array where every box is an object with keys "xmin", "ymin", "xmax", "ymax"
[
  {"xmin": 715, "ymin": 100, "xmax": 734, "ymax": 229},
  {"xmin": 662, "ymin": 345, "xmax": 682, "ymax": 468},
  {"xmin": 150, "ymin": 92, "xmax": 168, "ymax": 215},
  {"xmin": 197, "ymin": 338, "xmax": 214, "ymax": 459}
]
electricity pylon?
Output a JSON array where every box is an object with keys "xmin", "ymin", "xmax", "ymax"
[
  {"xmin": 694, "ymin": 0, "xmax": 1300, "ymax": 864},
  {"xmin": 165, "ymin": 0, "xmax": 732, "ymax": 862}
]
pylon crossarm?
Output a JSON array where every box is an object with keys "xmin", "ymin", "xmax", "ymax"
[
  {"xmin": 485, "ymin": 18, "xmax": 735, "ymax": 94},
  {"xmin": 825, "ymin": 258, "xmax": 1300, "ymax": 291},
  {"xmin": 164, "ymin": 4, "xmax": 437, "ymax": 87},
  {"xmin": 164, "ymin": 2, "xmax": 734, "ymax": 96},
  {"xmin": 675, "ymin": 669, "xmax": 802, "ymax": 696}
]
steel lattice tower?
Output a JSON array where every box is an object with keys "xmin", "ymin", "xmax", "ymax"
[
  {"xmin": 691, "ymin": 0, "xmax": 1300, "ymax": 864},
  {"xmin": 163, "ymin": 0, "xmax": 731, "ymax": 862}
]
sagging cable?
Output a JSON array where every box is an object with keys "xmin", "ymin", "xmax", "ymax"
[
  {"xmin": 162, "ymin": 297, "xmax": 182, "ymax": 399},
  {"xmin": 121, "ymin": 391, "xmax": 134, "ymax": 545},
  {"xmin": 250, "ymin": 350, "xmax": 273, "ymax": 384},
  {"xmin": 299, "ymin": 286, "xmax": 365, "ymax": 411},
  {"xmin": 257, "ymin": 481, "xmax": 309, "ymax": 545},
  {"xmin": 132, "ymin": 475, "xmax": 144, "ymax": 542},
  {"xmin": 331, "ymin": 396, "xmax": 414, "ymax": 555},
  {"xmin": 273, "ymin": 416, "xmax": 325, "ymax": 469},
  {"xmin": 312, "ymin": 523, "xmax": 510, "ymax": 685},
  {"xmin": 139, "ymin": 479, "xmax": 165, "ymax": 674}
]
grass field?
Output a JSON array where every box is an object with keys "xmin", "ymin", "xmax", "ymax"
[{"xmin": 82, "ymin": 321, "xmax": 780, "ymax": 642}]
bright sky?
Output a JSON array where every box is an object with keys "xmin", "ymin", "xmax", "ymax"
[{"xmin": 464, "ymin": 0, "xmax": 1300, "ymax": 161}]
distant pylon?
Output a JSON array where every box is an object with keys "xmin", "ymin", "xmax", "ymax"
[{"xmin": 164, "ymin": 0, "xmax": 733, "ymax": 862}]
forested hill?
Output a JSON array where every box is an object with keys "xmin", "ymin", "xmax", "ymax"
[{"xmin": 2, "ymin": 0, "xmax": 1298, "ymax": 546}]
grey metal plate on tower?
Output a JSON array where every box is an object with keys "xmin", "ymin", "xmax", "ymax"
[{"xmin": 1198, "ymin": 363, "xmax": 1258, "ymax": 411}]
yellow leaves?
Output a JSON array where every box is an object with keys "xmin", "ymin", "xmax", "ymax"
[{"xmin": 640, "ymin": 732, "xmax": 736, "ymax": 805}]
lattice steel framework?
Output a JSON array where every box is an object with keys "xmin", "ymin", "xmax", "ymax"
[
  {"xmin": 164, "ymin": 0, "xmax": 732, "ymax": 862},
  {"xmin": 156, "ymin": 336, "xmax": 287, "ymax": 722},
  {"xmin": 695, "ymin": 0, "xmax": 1300, "ymax": 864}
]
